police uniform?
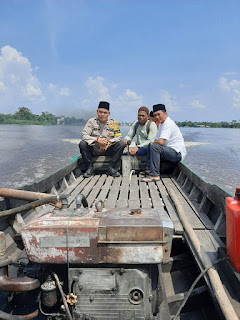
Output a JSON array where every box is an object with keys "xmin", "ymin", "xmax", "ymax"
[{"xmin": 79, "ymin": 117, "xmax": 125, "ymax": 170}]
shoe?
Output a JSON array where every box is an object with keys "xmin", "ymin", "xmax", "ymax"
[
  {"xmin": 107, "ymin": 167, "xmax": 120, "ymax": 177},
  {"xmin": 83, "ymin": 166, "xmax": 94, "ymax": 178},
  {"xmin": 75, "ymin": 167, "xmax": 82, "ymax": 177}
]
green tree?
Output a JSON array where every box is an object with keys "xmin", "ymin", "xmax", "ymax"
[{"xmin": 14, "ymin": 107, "xmax": 34, "ymax": 120}]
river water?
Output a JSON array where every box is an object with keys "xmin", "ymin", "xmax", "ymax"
[{"xmin": 0, "ymin": 124, "xmax": 239, "ymax": 195}]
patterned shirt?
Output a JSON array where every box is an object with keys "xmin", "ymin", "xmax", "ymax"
[{"xmin": 82, "ymin": 117, "xmax": 122, "ymax": 145}]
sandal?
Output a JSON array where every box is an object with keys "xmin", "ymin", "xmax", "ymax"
[
  {"xmin": 140, "ymin": 170, "xmax": 150, "ymax": 176},
  {"xmin": 141, "ymin": 176, "xmax": 160, "ymax": 182}
]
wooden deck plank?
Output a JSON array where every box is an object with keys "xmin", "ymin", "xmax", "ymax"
[
  {"xmin": 161, "ymin": 177, "xmax": 204, "ymax": 230},
  {"xmin": 156, "ymin": 179, "xmax": 183, "ymax": 234},
  {"xmin": 105, "ymin": 176, "xmax": 122, "ymax": 209},
  {"xmin": 95, "ymin": 176, "xmax": 113, "ymax": 204},
  {"xmin": 147, "ymin": 180, "xmax": 163, "ymax": 209},
  {"xmin": 60, "ymin": 176, "xmax": 84, "ymax": 196},
  {"xmin": 139, "ymin": 178, "xmax": 152, "ymax": 209},
  {"xmin": 128, "ymin": 175, "xmax": 140, "ymax": 208},
  {"xmin": 86, "ymin": 174, "xmax": 108, "ymax": 207},
  {"xmin": 68, "ymin": 176, "xmax": 99, "ymax": 209},
  {"xmin": 116, "ymin": 177, "xmax": 130, "ymax": 208}
]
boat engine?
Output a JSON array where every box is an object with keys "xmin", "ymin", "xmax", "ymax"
[{"xmin": 21, "ymin": 195, "xmax": 174, "ymax": 320}]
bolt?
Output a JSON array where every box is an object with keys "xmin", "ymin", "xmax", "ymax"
[
  {"xmin": 149, "ymin": 295, "xmax": 153, "ymax": 302},
  {"xmin": 79, "ymin": 285, "xmax": 83, "ymax": 290},
  {"xmin": 164, "ymin": 232, "xmax": 168, "ymax": 237},
  {"xmin": 120, "ymin": 268, "xmax": 125, "ymax": 275},
  {"xmin": 111, "ymin": 270, "xmax": 115, "ymax": 275},
  {"xmin": 164, "ymin": 248, "xmax": 168, "ymax": 252},
  {"xmin": 90, "ymin": 295, "xmax": 94, "ymax": 302}
]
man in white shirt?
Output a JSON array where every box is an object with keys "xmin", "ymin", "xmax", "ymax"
[{"xmin": 141, "ymin": 104, "xmax": 186, "ymax": 182}]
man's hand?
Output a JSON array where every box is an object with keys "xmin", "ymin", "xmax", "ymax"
[
  {"xmin": 99, "ymin": 142, "xmax": 110, "ymax": 151},
  {"xmin": 98, "ymin": 137, "xmax": 108, "ymax": 146},
  {"xmin": 130, "ymin": 146, "xmax": 139, "ymax": 156},
  {"xmin": 124, "ymin": 139, "xmax": 131, "ymax": 145},
  {"xmin": 154, "ymin": 138, "xmax": 166, "ymax": 145}
]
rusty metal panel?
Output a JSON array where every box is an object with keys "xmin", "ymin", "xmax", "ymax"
[{"xmin": 21, "ymin": 207, "xmax": 174, "ymax": 264}]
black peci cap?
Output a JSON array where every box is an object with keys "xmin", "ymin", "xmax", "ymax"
[
  {"xmin": 153, "ymin": 104, "xmax": 166, "ymax": 113},
  {"xmin": 98, "ymin": 101, "xmax": 110, "ymax": 110}
]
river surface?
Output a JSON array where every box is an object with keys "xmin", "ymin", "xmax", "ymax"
[{"xmin": 0, "ymin": 124, "xmax": 239, "ymax": 195}]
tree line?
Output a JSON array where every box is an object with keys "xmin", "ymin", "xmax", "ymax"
[
  {"xmin": 0, "ymin": 107, "xmax": 85, "ymax": 126},
  {"xmin": 1, "ymin": 108, "xmax": 240, "ymax": 128},
  {"xmin": 175, "ymin": 120, "xmax": 240, "ymax": 128}
]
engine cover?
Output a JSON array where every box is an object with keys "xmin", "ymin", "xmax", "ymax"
[
  {"xmin": 69, "ymin": 267, "xmax": 155, "ymax": 320},
  {"xmin": 21, "ymin": 206, "xmax": 173, "ymax": 264}
]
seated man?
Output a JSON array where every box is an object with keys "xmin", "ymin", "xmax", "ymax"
[
  {"xmin": 124, "ymin": 106, "xmax": 157, "ymax": 156},
  {"xmin": 141, "ymin": 104, "xmax": 186, "ymax": 182},
  {"xmin": 79, "ymin": 101, "xmax": 125, "ymax": 178}
]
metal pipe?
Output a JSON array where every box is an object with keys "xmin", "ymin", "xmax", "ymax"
[
  {"xmin": 0, "ymin": 309, "xmax": 38, "ymax": 320},
  {"xmin": 0, "ymin": 188, "xmax": 63, "ymax": 209},
  {"xmin": 0, "ymin": 188, "xmax": 55, "ymax": 201},
  {"xmin": 0, "ymin": 266, "xmax": 40, "ymax": 292},
  {"xmin": 0, "ymin": 195, "xmax": 68, "ymax": 218}
]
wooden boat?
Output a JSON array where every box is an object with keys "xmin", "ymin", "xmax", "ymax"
[{"xmin": 0, "ymin": 154, "xmax": 239, "ymax": 320}]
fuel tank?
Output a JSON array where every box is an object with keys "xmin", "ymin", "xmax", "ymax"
[{"xmin": 21, "ymin": 204, "xmax": 173, "ymax": 265}]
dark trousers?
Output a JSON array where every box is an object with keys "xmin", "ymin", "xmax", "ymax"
[
  {"xmin": 148, "ymin": 143, "xmax": 181, "ymax": 176},
  {"xmin": 79, "ymin": 140, "xmax": 125, "ymax": 169}
]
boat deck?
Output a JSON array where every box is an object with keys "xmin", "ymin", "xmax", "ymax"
[{"xmin": 2, "ymin": 162, "xmax": 240, "ymax": 319}]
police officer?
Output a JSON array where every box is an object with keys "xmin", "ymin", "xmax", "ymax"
[{"xmin": 79, "ymin": 101, "xmax": 125, "ymax": 178}]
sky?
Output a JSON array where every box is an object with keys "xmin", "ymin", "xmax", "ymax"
[{"xmin": 0, "ymin": 0, "xmax": 240, "ymax": 123}]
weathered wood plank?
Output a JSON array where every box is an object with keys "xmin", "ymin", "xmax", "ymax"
[
  {"xmin": 139, "ymin": 178, "xmax": 152, "ymax": 209},
  {"xmin": 128, "ymin": 175, "xmax": 140, "ymax": 208},
  {"xmin": 116, "ymin": 177, "xmax": 130, "ymax": 208},
  {"xmin": 86, "ymin": 174, "xmax": 108, "ymax": 207},
  {"xmin": 67, "ymin": 176, "xmax": 96, "ymax": 208},
  {"xmin": 95, "ymin": 176, "xmax": 113, "ymax": 204},
  {"xmin": 156, "ymin": 179, "xmax": 183, "ymax": 234},
  {"xmin": 170, "ymin": 176, "xmax": 215, "ymax": 230},
  {"xmin": 147, "ymin": 180, "xmax": 163, "ymax": 209},
  {"xmin": 162, "ymin": 177, "xmax": 204, "ymax": 230},
  {"xmin": 105, "ymin": 176, "xmax": 122, "ymax": 209}
]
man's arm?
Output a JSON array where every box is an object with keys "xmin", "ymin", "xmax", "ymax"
[
  {"xmin": 124, "ymin": 121, "xmax": 137, "ymax": 144},
  {"xmin": 109, "ymin": 120, "xmax": 122, "ymax": 143},
  {"xmin": 137, "ymin": 122, "xmax": 158, "ymax": 148},
  {"xmin": 154, "ymin": 138, "xmax": 166, "ymax": 145},
  {"xmin": 81, "ymin": 119, "xmax": 97, "ymax": 145}
]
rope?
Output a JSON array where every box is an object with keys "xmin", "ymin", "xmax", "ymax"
[{"xmin": 172, "ymin": 257, "xmax": 228, "ymax": 320}]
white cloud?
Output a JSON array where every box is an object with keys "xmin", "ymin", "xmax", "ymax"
[
  {"xmin": 218, "ymin": 77, "xmax": 240, "ymax": 108},
  {"xmin": 85, "ymin": 76, "xmax": 110, "ymax": 101},
  {"xmin": 59, "ymin": 87, "xmax": 71, "ymax": 96},
  {"xmin": 0, "ymin": 81, "xmax": 6, "ymax": 91},
  {"xmin": 120, "ymin": 88, "xmax": 143, "ymax": 101},
  {"xmin": 191, "ymin": 100, "xmax": 207, "ymax": 109},
  {"xmin": 159, "ymin": 89, "xmax": 179, "ymax": 111},
  {"xmin": 0, "ymin": 45, "xmax": 45, "ymax": 105}
]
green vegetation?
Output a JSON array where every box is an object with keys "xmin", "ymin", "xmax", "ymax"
[
  {"xmin": 120, "ymin": 120, "xmax": 240, "ymax": 128},
  {"xmin": 0, "ymin": 107, "xmax": 85, "ymax": 126},
  {"xmin": 175, "ymin": 120, "xmax": 240, "ymax": 128}
]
